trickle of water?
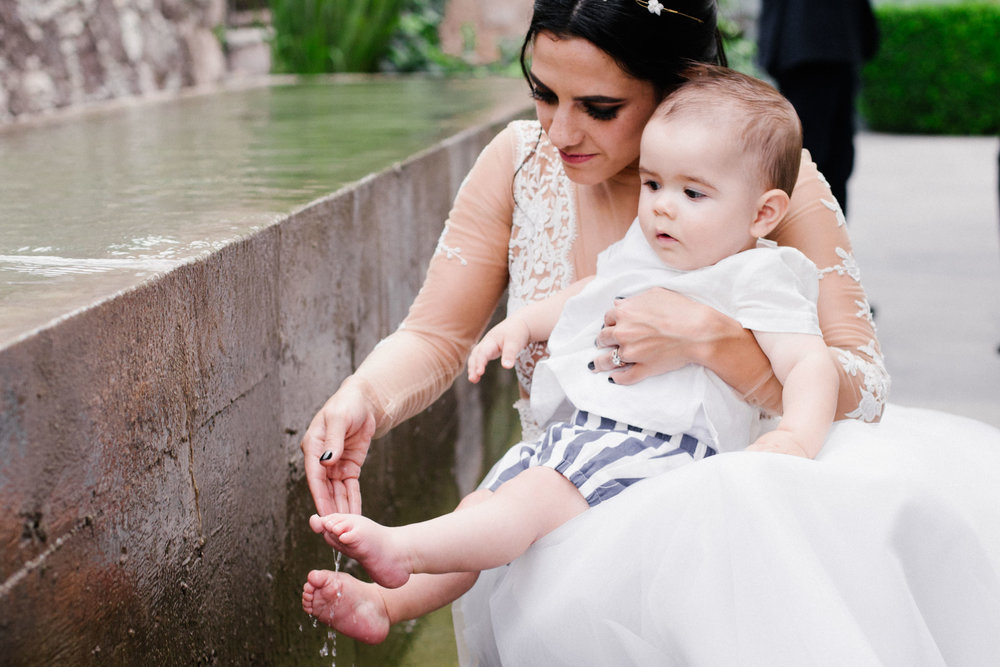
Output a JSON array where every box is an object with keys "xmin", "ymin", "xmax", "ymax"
[{"xmin": 326, "ymin": 550, "xmax": 344, "ymax": 667}]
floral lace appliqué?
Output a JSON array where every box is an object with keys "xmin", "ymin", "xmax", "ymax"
[
  {"xmin": 435, "ymin": 236, "xmax": 468, "ymax": 265},
  {"xmin": 506, "ymin": 120, "xmax": 578, "ymax": 395},
  {"xmin": 839, "ymin": 341, "xmax": 890, "ymax": 422},
  {"xmin": 817, "ymin": 247, "xmax": 861, "ymax": 282},
  {"xmin": 812, "ymin": 230, "xmax": 887, "ymax": 420}
]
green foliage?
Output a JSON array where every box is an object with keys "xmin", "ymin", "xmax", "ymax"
[
  {"xmin": 860, "ymin": 2, "xmax": 1000, "ymax": 135},
  {"xmin": 382, "ymin": 0, "xmax": 522, "ymax": 75},
  {"xmin": 717, "ymin": 13, "xmax": 761, "ymax": 78},
  {"xmin": 381, "ymin": 0, "xmax": 469, "ymax": 73},
  {"xmin": 269, "ymin": 0, "xmax": 409, "ymax": 73}
]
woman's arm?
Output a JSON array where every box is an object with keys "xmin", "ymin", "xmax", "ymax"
[
  {"xmin": 301, "ymin": 127, "xmax": 519, "ymax": 513},
  {"xmin": 769, "ymin": 152, "xmax": 888, "ymax": 422}
]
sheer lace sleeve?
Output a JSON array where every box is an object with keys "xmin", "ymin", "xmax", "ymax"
[
  {"xmin": 351, "ymin": 126, "xmax": 518, "ymax": 437},
  {"xmin": 764, "ymin": 151, "xmax": 890, "ymax": 422}
]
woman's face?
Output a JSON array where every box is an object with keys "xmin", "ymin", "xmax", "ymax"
[{"xmin": 529, "ymin": 32, "xmax": 659, "ymax": 186}]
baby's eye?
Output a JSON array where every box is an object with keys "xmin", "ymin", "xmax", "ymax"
[
  {"xmin": 643, "ymin": 179, "xmax": 660, "ymax": 191},
  {"xmin": 684, "ymin": 188, "xmax": 706, "ymax": 199},
  {"xmin": 584, "ymin": 104, "xmax": 622, "ymax": 121}
]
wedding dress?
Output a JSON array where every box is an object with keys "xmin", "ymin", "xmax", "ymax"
[{"xmin": 453, "ymin": 405, "xmax": 1000, "ymax": 665}]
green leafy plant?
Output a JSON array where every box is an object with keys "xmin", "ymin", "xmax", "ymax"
[
  {"xmin": 381, "ymin": 0, "xmax": 467, "ymax": 73},
  {"xmin": 382, "ymin": 0, "xmax": 522, "ymax": 75},
  {"xmin": 718, "ymin": 15, "xmax": 760, "ymax": 77},
  {"xmin": 860, "ymin": 2, "xmax": 1000, "ymax": 135},
  {"xmin": 270, "ymin": 0, "xmax": 409, "ymax": 73}
]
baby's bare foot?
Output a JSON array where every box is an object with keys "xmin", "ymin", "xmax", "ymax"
[
  {"xmin": 316, "ymin": 514, "xmax": 412, "ymax": 588},
  {"xmin": 301, "ymin": 570, "xmax": 391, "ymax": 644}
]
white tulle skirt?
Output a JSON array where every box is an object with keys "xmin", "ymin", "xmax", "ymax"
[{"xmin": 452, "ymin": 404, "xmax": 1000, "ymax": 666}]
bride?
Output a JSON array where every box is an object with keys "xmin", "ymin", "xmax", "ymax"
[{"xmin": 298, "ymin": 0, "xmax": 1000, "ymax": 663}]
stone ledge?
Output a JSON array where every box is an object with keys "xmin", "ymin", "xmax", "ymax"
[{"xmin": 0, "ymin": 106, "xmax": 523, "ymax": 663}]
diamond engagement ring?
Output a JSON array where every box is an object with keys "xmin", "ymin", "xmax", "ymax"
[{"xmin": 611, "ymin": 347, "xmax": 625, "ymax": 368}]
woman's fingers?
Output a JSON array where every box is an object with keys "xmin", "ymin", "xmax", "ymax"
[
  {"xmin": 301, "ymin": 414, "xmax": 341, "ymax": 516},
  {"xmin": 301, "ymin": 390, "xmax": 375, "ymax": 516},
  {"xmin": 345, "ymin": 477, "xmax": 363, "ymax": 515},
  {"xmin": 604, "ymin": 362, "xmax": 651, "ymax": 386},
  {"xmin": 596, "ymin": 307, "xmax": 620, "ymax": 349}
]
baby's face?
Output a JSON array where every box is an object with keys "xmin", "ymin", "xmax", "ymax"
[{"xmin": 637, "ymin": 116, "xmax": 764, "ymax": 271}]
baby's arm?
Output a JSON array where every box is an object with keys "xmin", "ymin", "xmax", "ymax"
[
  {"xmin": 748, "ymin": 332, "xmax": 839, "ymax": 458},
  {"xmin": 468, "ymin": 277, "xmax": 594, "ymax": 383}
]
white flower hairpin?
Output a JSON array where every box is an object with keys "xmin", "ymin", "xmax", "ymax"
[{"xmin": 635, "ymin": 0, "xmax": 704, "ymax": 22}]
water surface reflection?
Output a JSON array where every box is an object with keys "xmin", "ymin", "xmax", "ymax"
[{"xmin": 0, "ymin": 76, "xmax": 529, "ymax": 344}]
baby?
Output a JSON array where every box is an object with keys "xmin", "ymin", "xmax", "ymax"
[{"xmin": 303, "ymin": 64, "xmax": 839, "ymax": 639}]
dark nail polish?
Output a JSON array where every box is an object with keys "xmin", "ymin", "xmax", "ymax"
[
  {"xmin": 587, "ymin": 361, "xmax": 595, "ymax": 371},
  {"xmin": 608, "ymin": 377, "xmax": 616, "ymax": 384},
  {"xmin": 320, "ymin": 450, "xmax": 333, "ymax": 462},
  {"xmin": 614, "ymin": 295, "xmax": 625, "ymax": 300}
]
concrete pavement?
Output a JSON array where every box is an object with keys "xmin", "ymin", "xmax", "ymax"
[{"xmin": 848, "ymin": 131, "xmax": 1000, "ymax": 427}]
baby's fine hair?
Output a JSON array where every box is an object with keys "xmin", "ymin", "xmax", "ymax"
[{"xmin": 652, "ymin": 63, "xmax": 803, "ymax": 196}]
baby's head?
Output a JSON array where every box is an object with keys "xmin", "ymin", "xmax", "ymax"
[{"xmin": 637, "ymin": 64, "xmax": 803, "ymax": 270}]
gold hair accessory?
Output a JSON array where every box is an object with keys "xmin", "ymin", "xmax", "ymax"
[{"xmin": 635, "ymin": 0, "xmax": 704, "ymax": 22}]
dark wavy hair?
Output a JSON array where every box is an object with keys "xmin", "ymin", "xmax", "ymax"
[{"xmin": 519, "ymin": 0, "xmax": 726, "ymax": 98}]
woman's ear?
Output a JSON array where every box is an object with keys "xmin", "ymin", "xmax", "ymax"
[{"xmin": 749, "ymin": 189, "xmax": 791, "ymax": 238}]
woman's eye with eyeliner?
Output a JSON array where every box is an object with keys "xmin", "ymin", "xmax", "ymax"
[
  {"xmin": 586, "ymin": 105, "xmax": 621, "ymax": 121},
  {"xmin": 530, "ymin": 87, "xmax": 556, "ymax": 104}
]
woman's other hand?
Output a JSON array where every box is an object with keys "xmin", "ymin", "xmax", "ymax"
[
  {"xmin": 300, "ymin": 379, "xmax": 377, "ymax": 516},
  {"xmin": 592, "ymin": 288, "xmax": 717, "ymax": 384}
]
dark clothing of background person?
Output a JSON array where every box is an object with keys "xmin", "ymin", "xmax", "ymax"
[{"xmin": 758, "ymin": 0, "xmax": 879, "ymax": 215}]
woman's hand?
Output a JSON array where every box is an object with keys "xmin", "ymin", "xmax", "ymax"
[
  {"xmin": 300, "ymin": 379, "xmax": 377, "ymax": 516},
  {"xmin": 592, "ymin": 288, "xmax": 719, "ymax": 384},
  {"xmin": 593, "ymin": 287, "xmax": 784, "ymax": 415}
]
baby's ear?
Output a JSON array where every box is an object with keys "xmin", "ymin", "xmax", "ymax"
[{"xmin": 749, "ymin": 189, "xmax": 791, "ymax": 238}]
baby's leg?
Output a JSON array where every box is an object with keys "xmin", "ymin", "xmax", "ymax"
[
  {"xmin": 304, "ymin": 490, "xmax": 492, "ymax": 642},
  {"xmin": 302, "ymin": 570, "xmax": 476, "ymax": 644},
  {"xmin": 318, "ymin": 467, "xmax": 587, "ymax": 586}
]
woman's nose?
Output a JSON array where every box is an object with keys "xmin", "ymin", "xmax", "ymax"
[{"xmin": 547, "ymin": 105, "xmax": 582, "ymax": 148}]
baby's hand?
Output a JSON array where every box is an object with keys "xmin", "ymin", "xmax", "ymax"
[
  {"xmin": 468, "ymin": 337, "xmax": 503, "ymax": 383},
  {"xmin": 746, "ymin": 430, "xmax": 811, "ymax": 458},
  {"xmin": 467, "ymin": 319, "xmax": 531, "ymax": 383}
]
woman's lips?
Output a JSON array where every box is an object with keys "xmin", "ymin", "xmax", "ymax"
[{"xmin": 558, "ymin": 149, "xmax": 596, "ymax": 165}]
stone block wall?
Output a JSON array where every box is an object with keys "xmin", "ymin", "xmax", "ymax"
[
  {"xmin": 0, "ymin": 115, "xmax": 520, "ymax": 663},
  {"xmin": 0, "ymin": 0, "xmax": 227, "ymax": 122}
]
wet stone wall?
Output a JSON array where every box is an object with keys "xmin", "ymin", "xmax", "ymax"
[
  {"xmin": 0, "ymin": 0, "xmax": 226, "ymax": 122},
  {"xmin": 0, "ymin": 119, "xmax": 520, "ymax": 664}
]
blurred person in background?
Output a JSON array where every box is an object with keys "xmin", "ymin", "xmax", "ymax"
[{"xmin": 758, "ymin": 0, "xmax": 879, "ymax": 215}]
